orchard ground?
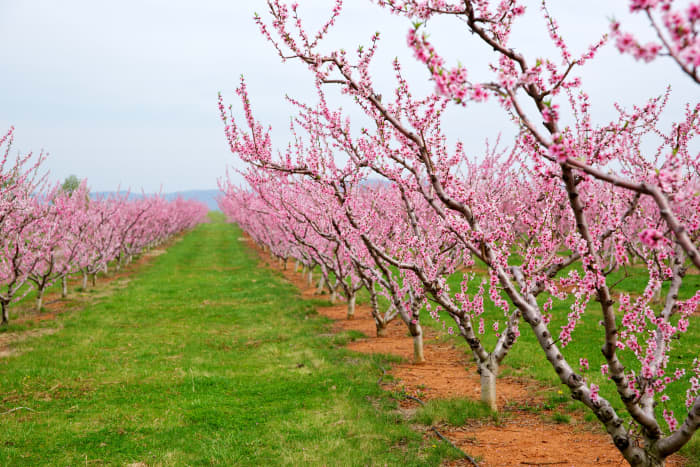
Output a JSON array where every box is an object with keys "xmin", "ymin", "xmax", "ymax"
[
  {"xmin": 1, "ymin": 214, "xmax": 459, "ymax": 465},
  {"xmin": 0, "ymin": 214, "xmax": 696, "ymax": 465}
]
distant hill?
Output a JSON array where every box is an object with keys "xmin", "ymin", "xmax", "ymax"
[{"xmin": 91, "ymin": 189, "xmax": 221, "ymax": 211}]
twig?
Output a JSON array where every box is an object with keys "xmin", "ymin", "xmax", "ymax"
[
  {"xmin": 431, "ymin": 426, "xmax": 479, "ymax": 467},
  {"xmin": 405, "ymin": 395, "xmax": 425, "ymax": 406},
  {"xmin": 1, "ymin": 406, "xmax": 35, "ymax": 415},
  {"xmin": 375, "ymin": 362, "xmax": 387, "ymax": 385},
  {"xmin": 520, "ymin": 462, "xmax": 568, "ymax": 466}
]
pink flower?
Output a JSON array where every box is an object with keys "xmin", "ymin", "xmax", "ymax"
[
  {"xmin": 663, "ymin": 408, "xmax": 678, "ymax": 431},
  {"xmin": 542, "ymin": 104, "xmax": 559, "ymax": 124},
  {"xmin": 548, "ymin": 142, "xmax": 568, "ymax": 164},
  {"xmin": 689, "ymin": 3, "xmax": 700, "ymax": 22},
  {"xmin": 616, "ymin": 33, "xmax": 636, "ymax": 53},
  {"xmin": 639, "ymin": 228, "xmax": 665, "ymax": 248},
  {"xmin": 630, "ymin": 0, "xmax": 659, "ymax": 12},
  {"xmin": 470, "ymin": 84, "xmax": 488, "ymax": 102}
]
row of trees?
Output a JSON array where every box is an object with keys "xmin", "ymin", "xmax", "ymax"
[
  {"xmin": 217, "ymin": 0, "xmax": 699, "ymax": 465},
  {"xmin": 0, "ymin": 127, "xmax": 209, "ymax": 325}
]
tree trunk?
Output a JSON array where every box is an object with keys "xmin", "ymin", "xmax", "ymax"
[
  {"xmin": 331, "ymin": 289, "xmax": 337, "ymax": 304},
  {"xmin": 284, "ymin": 258, "xmax": 288, "ymax": 270},
  {"xmin": 479, "ymin": 358, "xmax": 499, "ymax": 411},
  {"xmin": 61, "ymin": 276, "xmax": 68, "ymax": 298},
  {"xmin": 1, "ymin": 301, "xmax": 8, "ymax": 326},
  {"xmin": 316, "ymin": 276, "xmax": 325, "ymax": 294},
  {"xmin": 104, "ymin": 264, "xmax": 109, "ymax": 274},
  {"xmin": 626, "ymin": 454, "xmax": 665, "ymax": 467},
  {"xmin": 376, "ymin": 319, "xmax": 388, "ymax": 337},
  {"xmin": 410, "ymin": 323, "xmax": 425, "ymax": 364},
  {"xmin": 82, "ymin": 271, "xmax": 88, "ymax": 289},
  {"xmin": 36, "ymin": 289, "xmax": 44, "ymax": 311},
  {"xmin": 90, "ymin": 273, "xmax": 96, "ymax": 287},
  {"xmin": 307, "ymin": 270, "xmax": 313, "ymax": 286},
  {"xmin": 346, "ymin": 292, "xmax": 356, "ymax": 319},
  {"xmin": 295, "ymin": 260, "xmax": 300, "ymax": 272},
  {"xmin": 626, "ymin": 438, "xmax": 666, "ymax": 467}
]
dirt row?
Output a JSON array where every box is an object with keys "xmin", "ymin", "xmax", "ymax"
[{"xmin": 258, "ymin": 251, "xmax": 687, "ymax": 467}]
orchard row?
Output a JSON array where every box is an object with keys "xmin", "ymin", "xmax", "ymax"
[
  {"xmin": 216, "ymin": 1, "xmax": 700, "ymax": 465},
  {"xmin": 0, "ymin": 127, "xmax": 209, "ymax": 325}
]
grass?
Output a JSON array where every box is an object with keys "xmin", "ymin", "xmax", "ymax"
[
  {"xmin": 0, "ymin": 215, "xmax": 464, "ymax": 466},
  {"xmin": 547, "ymin": 412, "xmax": 571, "ymax": 425},
  {"xmin": 411, "ymin": 399, "xmax": 497, "ymax": 427}
]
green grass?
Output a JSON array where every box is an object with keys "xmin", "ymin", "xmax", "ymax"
[
  {"xmin": 0, "ymin": 216, "xmax": 461, "ymax": 466},
  {"xmin": 411, "ymin": 399, "xmax": 497, "ymax": 427}
]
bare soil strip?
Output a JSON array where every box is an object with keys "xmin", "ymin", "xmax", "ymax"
[{"xmin": 257, "ymin": 249, "xmax": 687, "ymax": 466}]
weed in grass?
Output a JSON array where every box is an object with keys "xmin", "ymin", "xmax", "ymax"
[
  {"xmin": 505, "ymin": 400, "xmax": 544, "ymax": 413},
  {"xmin": 412, "ymin": 398, "xmax": 497, "ymax": 426},
  {"xmin": 546, "ymin": 390, "xmax": 570, "ymax": 406},
  {"xmin": 548, "ymin": 412, "xmax": 571, "ymax": 424},
  {"xmin": 331, "ymin": 330, "xmax": 365, "ymax": 346}
]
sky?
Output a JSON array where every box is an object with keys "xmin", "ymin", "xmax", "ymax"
[{"xmin": 0, "ymin": 0, "xmax": 697, "ymax": 193}]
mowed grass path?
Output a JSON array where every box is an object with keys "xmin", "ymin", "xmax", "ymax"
[{"xmin": 0, "ymin": 217, "xmax": 450, "ymax": 466}]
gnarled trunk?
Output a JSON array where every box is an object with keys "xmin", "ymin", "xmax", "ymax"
[
  {"xmin": 82, "ymin": 271, "xmax": 88, "ymax": 289},
  {"xmin": 307, "ymin": 270, "xmax": 313, "ymax": 286},
  {"xmin": 61, "ymin": 276, "xmax": 68, "ymax": 298},
  {"xmin": 316, "ymin": 276, "xmax": 325, "ymax": 294},
  {"xmin": 376, "ymin": 319, "xmax": 388, "ymax": 337}
]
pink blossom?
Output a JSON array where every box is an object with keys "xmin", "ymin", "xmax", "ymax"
[
  {"xmin": 548, "ymin": 142, "xmax": 568, "ymax": 164},
  {"xmin": 639, "ymin": 228, "xmax": 665, "ymax": 248}
]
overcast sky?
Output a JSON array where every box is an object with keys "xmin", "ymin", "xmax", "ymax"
[{"xmin": 0, "ymin": 1, "xmax": 697, "ymax": 193}]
